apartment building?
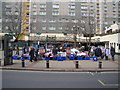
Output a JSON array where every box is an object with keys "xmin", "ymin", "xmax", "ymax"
[
  {"xmin": 1, "ymin": 0, "xmax": 30, "ymax": 34},
  {"xmin": 0, "ymin": 0, "xmax": 120, "ymax": 34}
]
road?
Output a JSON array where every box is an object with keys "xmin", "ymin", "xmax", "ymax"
[{"xmin": 2, "ymin": 70, "xmax": 120, "ymax": 88}]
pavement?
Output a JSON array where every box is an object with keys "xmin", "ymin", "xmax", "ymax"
[
  {"xmin": 0, "ymin": 59, "xmax": 119, "ymax": 72},
  {"xmin": 0, "ymin": 50, "xmax": 119, "ymax": 72}
]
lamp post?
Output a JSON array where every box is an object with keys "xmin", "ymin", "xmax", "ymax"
[{"xmin": 72, "ymin": 25, "xmax": 80, "ymax": 47}]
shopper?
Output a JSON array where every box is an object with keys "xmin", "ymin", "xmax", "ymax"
[
  {"xmin": 105, "ymin": 47, "xmax": 110, "ymax": 60},
  {"xmin": 94, "ymin": 46, "xmax": 102, "ymax": 59},
  {"xmin": 29, "ymin": 48, "xmax": 35, "ymax": 62},
  {"xmin": 110, "ymin": 46, "xmax": 115, "ymax": 61}
]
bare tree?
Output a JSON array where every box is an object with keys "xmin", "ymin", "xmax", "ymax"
[
  {"xmin": 64, "ymin": 20, "xmax": 83, "ymax": 47},
  {"xmin": 2, "ymin": 2, "xmax": 27, "ymax": 42}
]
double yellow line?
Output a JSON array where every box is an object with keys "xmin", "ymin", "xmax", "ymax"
[{"xmin": 98, "ymin": 79, "xmax": 120, "ymax": 87}]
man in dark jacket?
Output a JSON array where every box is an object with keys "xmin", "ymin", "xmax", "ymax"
[
  {"xmin": 110, "ymin": 46, "xmax": 115, "ymax": 61},
  {"xmin": 29, "ymin": 48, "xmax": 35, "ymax": 62},
  {"xmin": 94, "ymin": 47, "xmax": 102, "ymax": 58}
]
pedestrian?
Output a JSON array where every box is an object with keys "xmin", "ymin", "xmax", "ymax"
[
  {"xmin": 35, "ymin": 49, "xmax": 39, "ymax": 61},
  {"xmin": 101, "ymin": 47, "xmax": 105, "ymax": 59},
  {"xmin": 90, "ymin": 46, "xmax": 95, "ymax": 57},
  {"xmin": 94, "ymin": 46, "xmax": 102, "ymax": 59},
  {"xmin": 105, "ymin": 47, "xmax": 110, "ymax": 60},
  {"xmin": 110, "ymin": 46, "xmax": 115, "ymax": 61},
  {"xmin": 29, "ymin": 48, "xmax": 35, "ymax": 62}
]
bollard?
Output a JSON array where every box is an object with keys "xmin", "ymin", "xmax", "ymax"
[
  {"xmin": 99, "ymin": 61, "xmax": 102, "ymax": 69},
  {"xmin": 0, "ymin": 59, "xmax": 1, "ymax": 66},
  {"xmin": 0, "ymin": 59, "xmax": 2, "ymax": 66},
  {"xmin": 22, "ymin": 60, "xmax": 25, "ymax": 67},
  {"xmin": 75, "ymin": 61, "xmax": 79, "ymax": 69},
  {"xmin": 46, "ymin": 60, "xmax": 49, "ymax": 68}
]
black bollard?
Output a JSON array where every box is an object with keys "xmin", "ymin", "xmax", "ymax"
[
  {"xmin": 46, "ymin": 60, "xmax": 49, "ymax": 68},
  {"xmin": 99, "ymin": 61, "xmax": 102, "ymax": 69},
  {"xmin": 75, "ymin": 61, "xmax": 79, "ymax": 69},
  {"xmin": 22, "ymin": 60, "xmax": 25, "ymax": 67}
]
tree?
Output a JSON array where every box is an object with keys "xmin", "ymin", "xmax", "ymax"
[
  {"xmin": 2, "ymin": 1, "xmax": 27, "ymax": 42},
  {"xmin": 64, "ymin": 19, "xmax": 83, "ymax": 47}
]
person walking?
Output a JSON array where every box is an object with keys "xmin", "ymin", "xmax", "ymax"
[
  {"xmin": 29, "ymin": 48, "xmax": 35, "ymax": 62},
  {"xmin": 35, "ymin": 49, "xmax": 39, "ymax": 61},
  {"xmin": 105, "ymin": 47, "xmax": 110, "ymax": 60},
  {"xmin": 94, "ymin": 46, "xmax": 102, "ymax": 59},
  {"xmin": 110, "ymin": 46, "xmax": 115, "ymax": 61}
]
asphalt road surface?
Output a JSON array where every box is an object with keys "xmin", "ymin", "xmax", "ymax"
[{"xmin": 2, "ymin": 70, "xmax": 120, "ymax": 88}]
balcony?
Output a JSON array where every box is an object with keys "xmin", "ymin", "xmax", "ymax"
[{"xmin": 52, "ymin": 5, "xmax": 59, "ymax": 9}]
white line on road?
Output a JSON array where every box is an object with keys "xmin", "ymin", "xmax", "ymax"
[
  {"xmin": 98, "ymin": 80, "xmax": 120, "ymax": 87},
  {"xmin": 2, "ymin": 70, "xmax": 90, "ymax": 74}
]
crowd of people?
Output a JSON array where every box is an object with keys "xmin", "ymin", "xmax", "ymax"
[
  {"xmin": 89, "ymin": 46, "xmax": 115, "ymax": 61},
  {"xmin": 16, "ymin": 45, "xmax": 116, "ymax": 62}
]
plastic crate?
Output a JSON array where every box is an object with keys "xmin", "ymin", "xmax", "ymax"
[
  {"xmin": 53, "ymin": 57, "xmax": 57, "ymax": 60},
  {"xmin": 57, "ymin": 56, "xmax": 64, "ymax": 61},
  {"xmin": 78, "ymin": 57, "xmax": 82, "ymax": 60},
  {"xmin": 69, "ymin": 56, "xmax": 75, "ymax": 60},
  {"xmin": 12, "ymin": 56, "xmax": 19, "ymax": 60},
  {"xmin": 45, "ymin": 57, "xmax": 50, "ymax": 60},
  {"xmin": 62, "ymin": 57, "xmax": 66, "ymax": 60},
  {"xmin": 84, "ymin": 57, "xmax": 90, "ymax": 60}
]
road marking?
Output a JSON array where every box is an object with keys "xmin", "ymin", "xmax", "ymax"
[
  {"xmin": 98, "ymin": 80, "xmax": 120, "ymax": 87},
  {"xmin": 98, "ymin": 80, "xmax": 105, "ymax": 86},
  {"xmin": 89, "ymin": 72, "xmax": 94, "ymax": 76},
  {"xmin": 2, "ymin": 70, "xmax": 90, "ymax": 73},
  {"xmin": 100, "ymin": 72, "xmax": 120, "ymax": 74}
]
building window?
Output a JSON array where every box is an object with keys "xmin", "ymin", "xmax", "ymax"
[
  {"xmin": 71, "ymin": 19, "xmax": 78, "ymax": 23},
  {"xmin": 104, "ymin": 7, "xmax": 107, "ymax": 11},
  {"xmin": 26, "ymin": 5, "xmax": 30, "ymax": 9},
  {"xmin": 65, "ymin": 19, "xmax": 69, "ymax": 22},
  {"xmin": 49, "ymin": 26, "xmax": 56, "ymax": 30},
  {"xmin": 104, "ymin": 14, "xmax": 108, "ymax": 18},
  {"xmin": 96, "ymin": 3, "xmax": 99, "ymax": 7},
  {"xmin": 68, "ymin": 5, "xmax": 75, "ymax": 9},
  {"xmin": 52, "ymin": 11, "xmax": 59, "ymax": 15},
  {"xmin": 49, "ymin": 19, "xmax": 56, "ymax": 22},
  {"xmin": 42, "ymin": 18, "xmax": 46, "ymax": 22},
  {"xmin": 26, "ymin": 19, "xmax": 29, "ymax": 23},
  {"xmin": 52, "ymin": 4, "xmax": 59, "ymax": 8},
  {"xmin": 33, "ymin": 4, "xmax": 37, "ymax": 8},
  {"xmin": 39, "ymin": 4, "xmax": 46, "ymax": 8},
  {"xmin": 104, "ymin": 0, "xmax": 107, "ymax": 4},
  {"xmin": 5, "ymin": 26, "xmax": 9, "ymax": 30},
  {"xmin": 104, "ymin": 22, "xmax": 108, "ymax": 24},
  {"xmin": 26, "ymin": 12, "xmax": 29, "ymax": 16},
  {"xmin": 15, "ymin": 11, "xmax": 19, "ymax": 15},
  {"xmin": 26, "ymin": 27, "xmax": 29, "ymax": 30},
  {"xmin": 58, "ymin": 18, "xmax": 62, "ymax": 22},
  {"xmin": 119, "ymin": 44, "xmax": 120, "ymax": 50},
  {"xmin": 113, "ymin": 7, "xmax": 116, "ymax": 12},
  {"xmin": 68, "ymin": 12, "xmax": 75, "ymax": 16},
  {"xmin": 5, "ymin": 5, "xmax": 11, "ymax": 8},
  {"xmin": 32, "ymin": 27, "xmax": 36, "ymax": 30},
  {"xmin": 42, "ymin": 27, "xmax": 46, "ymax": 30},
  {"xmin": 81, "ymin": 6, "xmax": 88, "ymax": 9},
  {"xmin": 58, "ymin": 27, "xmax": 62, "ymax": 30},
  {"xmin": 15, "ymin": 18, "xmax": 18, "ymax": 22},
  {"xmin": 33, "ymin": 18, "xmax": 36, "ymax": 23},
  {"xmin": 6, "ymin": 11, "xmax": 12, "ymax": 15},
  {"xmin": 33, "ymin": 11, "xmax": 37, "ymax": 15},
  {"xmin": 0, "ymin": 18, "xmax": 2, "ymax": 22},
  {"xmin": 39, "ymin": 11, "xmax": 46, "ymax": 15}
]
